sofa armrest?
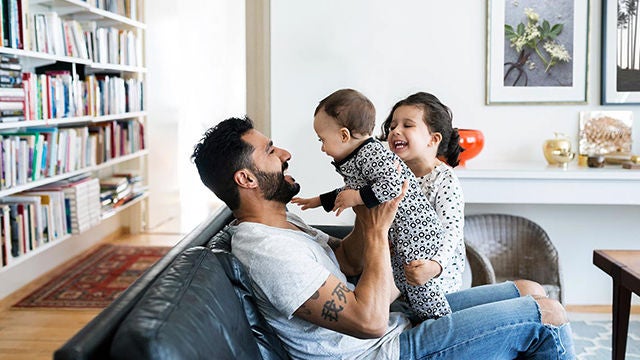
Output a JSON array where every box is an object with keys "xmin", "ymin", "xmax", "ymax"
[
  {"xmin": 110, "ymin": 247, "xmax": 264, "ymax": 360},
  {"xmin": 54, "ymin": 206, "xmax": 234, "ymax": 360}
]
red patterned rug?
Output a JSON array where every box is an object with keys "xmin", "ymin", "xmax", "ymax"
[{"xmin": 13, "ymin": 244, "xmax": 170, "ymax": 308}]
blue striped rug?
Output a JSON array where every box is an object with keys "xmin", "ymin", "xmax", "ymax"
[{"xmin": 572, "ymin": 320, "xmax": 640, "ymax": 359}]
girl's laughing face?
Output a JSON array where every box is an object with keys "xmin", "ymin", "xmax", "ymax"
[{"xmin": 387, "ymin": 105, "xmax": 436, "ymax": 163}]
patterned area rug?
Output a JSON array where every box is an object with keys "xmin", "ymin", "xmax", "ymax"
[
  {"xmin": 13, "ymin": 244, "xmax": 170, "ymax": 308},
  {"xmin": 573, "ymin": 320, "xmax": 640, "ymax": 359}
]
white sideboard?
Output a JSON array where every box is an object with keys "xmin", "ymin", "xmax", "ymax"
[
  {"xmin": 455, "ymin": 162, "xmax": 640, "ymax": 205},
  {"xmin": 454, "ymin": 162, "xmax": 640, "ymax": 305}
]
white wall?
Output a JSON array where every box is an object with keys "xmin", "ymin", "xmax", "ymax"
[
  {"xmin": 146, "ymin": 0, "xmax": 246, "ymax": 230},
  {"xmin": 270, "ymin": 1, "xmax": 639, "ymax": 305}
]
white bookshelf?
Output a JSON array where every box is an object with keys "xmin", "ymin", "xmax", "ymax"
[{"xmin": 0, "ymin": 0, "xmax": 148, "ymax": 299}]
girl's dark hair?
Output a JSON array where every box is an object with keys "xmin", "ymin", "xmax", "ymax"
[{"xmin": 379, "ymin": 92, "xmax": 463, "ymax": 167}]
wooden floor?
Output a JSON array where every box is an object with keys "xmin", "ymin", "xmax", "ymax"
[{"xmin": 0, "ymin": 228, "xmax": 184, "ymax": 360}]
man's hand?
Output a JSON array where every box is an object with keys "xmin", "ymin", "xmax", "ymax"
[
  {"xmin": 291, "ymin": 196, "xmax": 321, "ymax": 210},
  {"xmin": 333, "ymin": 189, "xmax": 363, "ymax": 216},
  {"xmin": 352, "ymin": 180, "xmax": 408, "ymax": 234},
  {"xmin": 404, "ymin": 259, "xmax": 442, "ymax": 286}
]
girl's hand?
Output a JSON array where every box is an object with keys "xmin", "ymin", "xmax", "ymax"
[
  {"xmin": 404, "ymin": 259, "xmax": 443, "ymax": 286},
  {"xmin": 291, "ymin": 196, "xmax": 321, "ymax": 210},
  {"xmin": 333, "ymin": 189, "xmax": 363, "ymax": 216}
]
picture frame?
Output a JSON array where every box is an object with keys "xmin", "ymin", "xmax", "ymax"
[
  {"xmin": 486, "ymin": 0, "xmax": 590, "ymax": 104},
  {"xmin": 601, "ymin": 0, "xmax": 640, "ymax": 104}
]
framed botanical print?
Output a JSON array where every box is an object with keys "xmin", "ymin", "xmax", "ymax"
[
  {"xmin": 601, "ymin": 0, "xmax": 640, "ymax": 104},
  {"xmin": 486, "ymin": 0, "xmax": 590, "ymax": 104}
]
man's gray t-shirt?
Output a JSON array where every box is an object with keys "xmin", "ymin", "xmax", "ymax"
[{"xmin": 229, "ymin": 212, "xmax": 410, "ymax": 360}]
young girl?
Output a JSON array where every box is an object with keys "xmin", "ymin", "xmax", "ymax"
[
  {"xmin": 292, "ymin": 88, "xmax": 451, "ymax": 320},
  {"xmin": 379, "ymin": 92, "xmax": 465, "ymax": 294}
]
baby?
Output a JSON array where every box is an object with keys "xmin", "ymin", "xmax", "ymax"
[{"xmin": 292, "ymin": 88, "xmax": 451, "ymax": 320}]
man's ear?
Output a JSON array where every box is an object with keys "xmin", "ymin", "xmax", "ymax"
[
  {"xmin": 234, "ymin": 169, "xmax": 258, "ymax": 189},
  {"xmin": 340, "ymin": 127, "xmax": 351, "ymax": 142}
]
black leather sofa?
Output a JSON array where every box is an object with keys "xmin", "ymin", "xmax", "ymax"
[
  {"xmin": 54, "ymin": 206, "xmax": 292, "ymax": 360},
  {"xmin": 54, "ymin": 206, "xmax": 493, "ymax": 360}
]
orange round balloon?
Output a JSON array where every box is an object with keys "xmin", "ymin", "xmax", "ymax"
[{"xmin": 457, "ymin": 129, "xmax": 484, "ymax": 165}]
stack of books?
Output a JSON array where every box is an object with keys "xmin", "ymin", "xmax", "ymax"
[
  {"xmin": 100, "ymin": 175, "xmax": 130, "ymax": 211},
  {"xmin": 36, "ymin": 174, "xmax": 100, "ymax": 235},
  {"xmin": 0, "ymin": 55, "xmax": 24, "ymax": 123},
  {"xmin": 99, "ymin": 173, "xmax": 144, "ymax": 214},
  {"xmin": 63, "ymin": 176, "xmax": 100, "ymax": 234}
]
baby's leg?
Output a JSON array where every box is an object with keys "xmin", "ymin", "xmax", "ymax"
[
  {"xmin": 405, "ymin": 279, "xmax": 452, "ymax": 320},
  {"xmin": 391, "ymin": 237, "xmax": 451, "ymax": 320}
]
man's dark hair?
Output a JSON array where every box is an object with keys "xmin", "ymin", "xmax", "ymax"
[{"xmin": 191, "ymin": 116, "xmax": 255, "ymax": 210}]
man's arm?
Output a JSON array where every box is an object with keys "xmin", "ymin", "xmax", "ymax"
[
  {"xmin": 293, "ymin": 182, "xmax": 407, "ymax": 339},
  {"xmin": 329, "ymin": 218, "xmax": 365, "ymax": 276}
]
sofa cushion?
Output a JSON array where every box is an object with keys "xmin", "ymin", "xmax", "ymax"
[
  {"xmin": 206, "ymin": 225, "xmax": 232, "ymax": 251},
  {"xmin": 110, "ymin": 246, "xmax": 263, "ymax": 360},
  {"xmin": 207, "ymin": 226, "xmax": 289, "ymax": 360}
]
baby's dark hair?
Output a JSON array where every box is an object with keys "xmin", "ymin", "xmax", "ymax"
[
  {"xmin": 315, "ymin": 89, "xmax": 375, "ymax": 137},
  {"xmin": 379, "ymin": 92, "xmax": 463, "ymax": 167}
]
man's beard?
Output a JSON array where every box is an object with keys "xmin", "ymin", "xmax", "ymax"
[{"xmin": 254, "ymin": 169, "xmax": 300, "ymax": 203}]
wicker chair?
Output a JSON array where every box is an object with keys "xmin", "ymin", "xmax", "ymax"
[
  {"xmin": 465, "ymin": 241, "xmax": 496, "ymax": 287},
  {"xmin": 463, "ymin": 214, "xmax": 564, "ymax": 303}
]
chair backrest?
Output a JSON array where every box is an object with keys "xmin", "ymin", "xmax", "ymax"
[
  {"xmin": 464, "ymin": 214, "xmax": 563, "ymax": 302},
  {"xmin": 464, "ymin": 241, "xmax": 496, "ymax": 287}
]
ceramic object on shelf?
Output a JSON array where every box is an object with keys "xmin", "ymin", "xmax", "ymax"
[
  {"xmin": 550, "ymin": 149, "xmax": 575, "ymax": 168},
  {"xmin": 543, "ymin": 133, "xmax": 573, "ymax": 165},
  {"xmin": 458, "ymin": 129, "xmax": 484, "ymax": 166},
  {"xmin": 587, "ymin": 155, "xmax": 605, "ymax": 168}
]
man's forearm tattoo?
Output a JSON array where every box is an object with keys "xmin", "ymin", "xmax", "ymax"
[
  {"xmin": 322, "ymin": 299, "xmax": 343, "ymax": 321},
  {"xmin": 331, "ymin": 283, "xmax": 350, "ymax": 302},
  {"xmin": 321, "ymin": 283, "xmax": 352, "ymax": 322}
]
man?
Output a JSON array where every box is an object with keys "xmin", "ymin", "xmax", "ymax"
[{"xmin": 192, "ymin": 116, "xmax": 575, "ymax": 359}]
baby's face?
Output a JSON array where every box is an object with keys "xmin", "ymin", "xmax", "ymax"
[{"xmin": 313, "ymin": 110, "xmax": 352, "ymax": 162}]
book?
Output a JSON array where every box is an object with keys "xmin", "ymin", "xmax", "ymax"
[
  {"xmin": 23, "ymin": 193, "xmax": 51, "ymax": 242},
  {"xmin": 0, "ymin": 205, "xmax": 10, "ymax": 266},
  {"xmin": 1, "ymin": 0, "xmax": 9, "ymax": 48},
  {"xmin": 0, "ymin": 62, "xmax": 21, "ymax": 71},
  {"xmin": 33, "ymin": 13, "xmax": 47, "ymax": 53},
  {"xmin": 100, "ymin": 175, "xmax": 128, "ymax": 193},
  {"xmin": 8, "ymin": 0, "xmax": 18, "ymax": 48},
  {"xmin": 0, "ymin": 115, "xmax": 24, "ymax": 122},
  {"xmin": 16, "ymin": 0, "xmax": 27, "ymax": 50},
  {"xmin": 0, "ymin": 100, "xmax": 24, "ymax": 111},
  {"xmin": 0, "ymin": 74, "xmax": 21, "ymax": 86},
  {"xmin": 7, "ymin": 203, "xmax": 20, "ymax": 257},
  {"xmin": 29, "ymin": 127, "xmax": 58, "ymax": 177},
  {"xmin": 2, "ymin": 194, "xmax": 45, "ymax": 247}
]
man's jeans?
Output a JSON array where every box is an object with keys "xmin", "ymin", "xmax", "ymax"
[{"xmin": 399, "ymin": 282, "xmax": 575, "ymax": 359}]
